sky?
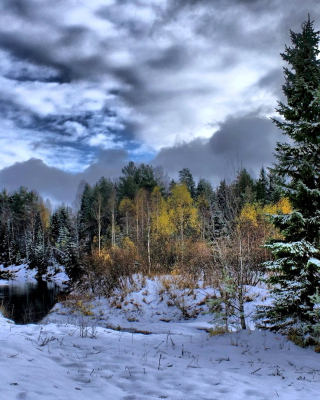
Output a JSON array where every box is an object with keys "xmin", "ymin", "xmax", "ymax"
[{"xmin": 0, "ymin": 0, "xmax": 319, "ymax": 205}]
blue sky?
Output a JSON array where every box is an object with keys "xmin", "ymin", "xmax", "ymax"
[{"xmin": 0, "ymin": 0, "xmax": 319, "ymax": 204}]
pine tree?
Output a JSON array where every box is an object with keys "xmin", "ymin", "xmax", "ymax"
[
  {"xmin": 232, "ymin": 168, "xmax": 255, "ymax": 208},
  {"xmin": 31, "ymin": 212, "xmax": 48, "ymax": 277},
  {"xmin": 78, "ymin": 183, "xmax": 95, "ymax": 251},
  {"xmin": 256, "ymin": 17, "xmax": 320, "ymax": 340},
  {"xmin": 255, "ymin": 167, "xmax": 269, "ymax": 204},
  {"xmin": 50, "ymin": 205, "xmax": 80, "ymax": 280},
  {"xmin": 178, "ymin": 168, "xmax": 196, "ymax": 199}
]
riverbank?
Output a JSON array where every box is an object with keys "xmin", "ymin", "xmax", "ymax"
[
  {"xmin": 0, "ymin": 264, "xmax": 69, "ymax": 324},
  {"xmin": 0, "ymin": 264, "xmax": 69, "ymax": 287}
]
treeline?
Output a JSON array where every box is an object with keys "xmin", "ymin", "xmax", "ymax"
[{"xmin": 0, "ymin": 162, "xmax": 288, "ymax": 288}]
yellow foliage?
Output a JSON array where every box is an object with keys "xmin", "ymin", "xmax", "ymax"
[
  {"xmin": 263, "ymin": 197, "xmax": 292, "ymax": 215},
  {"xmin": 196, "ymin": 193, "xmax": 210, "ymax": 211},
  {"xmin": 239, "ymin": 203, "xmax": 259, "ymax": 226},
  {"xmin": 263, "ymin": 203, "xmax": 277, "ymax": 215},
  {"xmin": 39, "ymin": 203, "xmax": 51, "ymax": 229},
  {"xmin": 98, "ymin": 249, "xmax": 112, "ymax": 263},
  {"xmin": 157, "ymin": 209, "xmax": 175, "ymax": 236},
  {"xmin": 121, "ymin": 236, "xmax": 136, "ymax": 253},
  {"xmin": 275, "ymin": 197, "xmax": 292, "ymax": 214},
  {"xmin": 238, "ymin": 197, "xmax": 293, "ymax": 243},
  {"xmin": 119, "ymin": 197, "xmax": 135, "ymax": 215},
  {"xmin": 150, "ymin": 187, "xmax": 175, "ymax": 237},
  {"xmin": 168, "ymin": 183, "xmax": 200, "ymax": 236},
  {"xmin": 169, "ymin": 183, "xmax": 193, "ymax": 207},
  {"xmin": 72, "ymin": 300, "xmax": 94, "ymax": 316},
  {"xmin": 240, "ymin": 198, "xmax": 292, "ymax": 227}
]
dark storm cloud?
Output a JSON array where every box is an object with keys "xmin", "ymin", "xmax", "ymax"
[
  {"xmin": 83, "ymin": 149, "xmax": 129, "ymax": 184},
  {"xmin": 2, "ymin": 0, "xmax": 34, "ymax": 18},
  {"xmin": 256, "ymin": 69, "xmax": 284, "ymax": 93},
  {"xmin": 166, "ymin": 0, "xmax": 308, "ymax": 16},
  {"xmin": 252, "ymin": 68, "xmax": 286, "ymax": 104},
  {"xmin": 0, "ymin": 33, "xmax": 73, "ymax": 83},
  {"xmin": 147, "ymin": 46, "xmax": 188, "ymax": 71},
  {"xmin": 162, "ymin": 0, "xmax": 320, "ymax": 52},
  {"xmin": 209, "ymin": 115, "xmax": 281, "ymax": 164},
  {"xmin": 0, "ymin": 159, "xmax": 78, "ymax": 205},
  {"xmin": 0, "ymin": 32, "xmax": 106, "ymax": 83},
  {"xmin": 0, "ymin": 150, "xmax": 129, "ymax": 205},
  {"xmin": 153, "ymin": 113, "xmax": 284, "ymax": 184},
  {"xmin": 96, "ymin": 4, "xmax": 151, "ymax": 39}
]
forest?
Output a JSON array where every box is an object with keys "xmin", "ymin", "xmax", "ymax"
[
  {"xmin": 0, "ymin": 164, "xmax": 287, "ymax": 280},
  {"xmin": 0, "ymin": 164, "xmax": 291, "ymax": 331}
]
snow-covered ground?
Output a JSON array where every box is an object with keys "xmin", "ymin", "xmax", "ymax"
[
  {"xmin": 1, "ymin": 274, "xmax": 320, "ymax": 399},
  {"xmin": 0, "ymin": 264, "xmax": 69, "ymax": 287}
]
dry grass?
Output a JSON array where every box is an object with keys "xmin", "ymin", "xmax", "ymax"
[{"xmin": 0, "ymin": 301, "xmax": 10, "ymax": 319}]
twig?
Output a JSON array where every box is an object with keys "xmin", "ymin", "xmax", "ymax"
[
  {"xmin": 158, "ymin": 354, "xmax": 162, "ymax": 370},
  {"xmin": 187, "ymin": 355, "xmax": 200, "ymax": 369},
  {"xmin": 251, "ymin": 367, "xmax": 261, "ymax": 375},
  {"xmin": 155, "ymin": 340, "xmax": 164, "ymax": 349},
  {"xmin": 8, "ymin": 353, "xmax": 19, "ymax": 358}
]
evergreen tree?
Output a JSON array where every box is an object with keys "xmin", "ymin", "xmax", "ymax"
[
  {"xmin": 118, "ymin": 162, "xmax": 139, "ymax": 200},
  {"xmin": 178, "ymin": 168, "xmax": 196, "ymax": 199},
  {"xmin": 255, "ymin": 167, "xmax": 269, "ymax": 204},
  {"xmin": 51, "ymin": 205, "xmax": 80, "ymax": 280},
  {"xmin": 135, "ymin": 164, "xmax": 158, "ymax": 193},
  {"xmin": 118, "ymin": 162, "xmax": 158, "ymax": 200},
  {"xmin": 196, "ymin": 179, "xmax": 217, "ymax": 241},
  {"xmin": 78, "ymin": 183, "xmax": 95, "ymax": 251},
  {"xmin": 28, "ymin": 212, "xmax": 49, "ymax": 277},
  {"xmin": 168, "ymin": 179, "xmax": 176, "ymax": 194},
  {"xmin": 196, "ymin": 178, "xmax": 215, "ymax": 202},
  {"xmin": 256, "ymin": 17, "xmax": 320, "ymax": 340},
  {"xmin": 267, "ymin": 169, "xmax": 285, "ymax": 203},
  {"xmin": 232, "ymin": 168, "xmax": 255, "ymax": 208}
]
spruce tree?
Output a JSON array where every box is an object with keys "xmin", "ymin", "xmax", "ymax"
[
  {"xmin": 178, "ymin": 168, "xmax": 196, "ymax": 199},
  {"xmin": 255, "ymin": 167, "xmax": 269, "ymax": 204},
  {"xmin": 256, "ymin": 17, "xmax": 320, "ymax": 341}
]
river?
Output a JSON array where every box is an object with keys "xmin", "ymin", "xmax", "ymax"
[{"xmin": 0, "ymin": 279, "xmax": 64, "ymax": 324}]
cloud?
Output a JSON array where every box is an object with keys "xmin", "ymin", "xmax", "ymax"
[
  {"xmin": 153, "ymin": 113, "xmax": 284, "ymax": 184},
  {"xmin": 0, "ymin": 0, "xmax": 318, "ymax": 193},
  {"xmin": 0, "ymin": 149, "xmax": 129, "ymax": 205}
]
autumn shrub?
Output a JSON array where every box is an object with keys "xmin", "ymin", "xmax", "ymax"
[
  {"xmin": 80, "ymin": 237, "xmax": 142, "ymax": 296},
  {"xmin": 171, "ymin": 240, "xmax": 216, "ymax": 285},
  {"xmin": 0, "ymin": 301, "xmax": 10, "ymax": 319},
  {"xmin": 158, "ymin": 275, "xmax": 199, "ymax": 319}
]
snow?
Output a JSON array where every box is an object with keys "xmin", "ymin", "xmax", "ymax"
[
  {"xmin": 308, "ymin": 257, "xmax": 320, "ymax": 268},
  {"xmin": 1, "ymin": 275, "xmax": 320, "ymax": 399},
  {"xmin": 0, "ymin": 264, "xmax": 69, "ymax": 288}
]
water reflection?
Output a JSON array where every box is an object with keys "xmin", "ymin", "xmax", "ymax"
[{"xmin": 0, "ymin": 280, "xmax": 63, "ymax": 324}]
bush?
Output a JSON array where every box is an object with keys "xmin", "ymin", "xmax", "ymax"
[
  {"xmin": 80, "ymin": 238, "xmax": 141, "ymax": 296},
  {"xmin": 172, "ymin": 240, "xmax": 216, "ymax": 285}
]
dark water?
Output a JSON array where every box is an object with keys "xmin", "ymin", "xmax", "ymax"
[{"xmin": 0, "ymin": 280, "xmax": 63, "ymax": 324}]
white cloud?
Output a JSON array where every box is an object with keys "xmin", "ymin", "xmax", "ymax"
[{"xmin": 87, "ymin": 133, "xmax": 123, "ymax": 150}]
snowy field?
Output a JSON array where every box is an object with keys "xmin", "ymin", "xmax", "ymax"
[{"xmin": 1, "ymin": 274, "xmax": 320, "ymax": 399}]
